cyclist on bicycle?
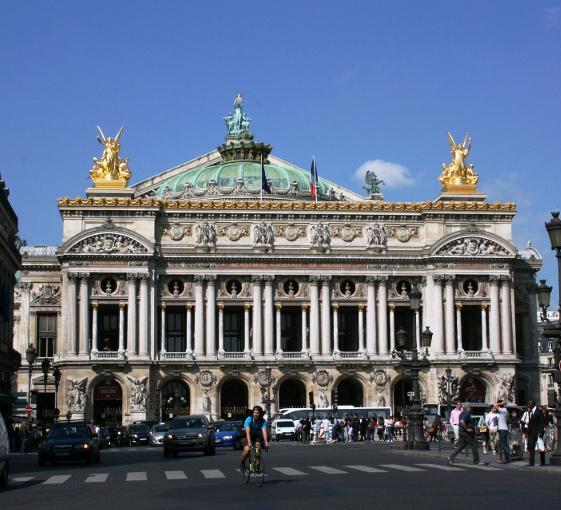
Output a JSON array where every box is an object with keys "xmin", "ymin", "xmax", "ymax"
[{"xmin": 240, "ymin": 405, "xmax": 270, "ymax": 471}]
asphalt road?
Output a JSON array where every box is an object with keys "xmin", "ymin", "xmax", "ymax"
[{"xmin": 3, "ymin": 442, "xmax": 559, "ymax": 510}]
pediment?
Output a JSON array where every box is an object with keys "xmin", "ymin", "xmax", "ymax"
[{"xmin": 431, "ymin": 230, "xmax": 515, "ymax": 258}]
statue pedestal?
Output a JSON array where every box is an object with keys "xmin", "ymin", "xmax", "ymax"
[
  {"xmin": 434, "ymin": 190, "xmax": 487, "ymax": 202},
  {"xmin": 368, "ymin": 193, "xmax": 384, "ymax": 201},
  {"xmin": 86, "ymin": 187, "xmax": 135, "ymax": 199},
  {"xmin": 130, "ymin": 410, "xmax": 147, "ymax": 423}
]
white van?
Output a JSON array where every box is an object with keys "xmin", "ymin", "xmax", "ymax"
[
  {"xmin": 271, "ymin": 419, "xmax": 297, "ymax": 441},
  {"xmin": 0, "ymin": 413, "xmax": 9, "ymax": 488}
]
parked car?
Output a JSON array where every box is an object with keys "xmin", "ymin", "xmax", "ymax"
[
  {"xmin": 271, "ymin": 419, "xmax": 297, "ymax": 441},
  {"xmin": 108, "ymin": 426, "xmax": 130, "ymax": 447},
  {"xmin": 128, "ymin": 424, "xmax": 151, "ymax": 446},
  {"xmin": 0, "ymin": 413, "xmax": 10, "ymax": 489},
  {"xmin": 38, "ymin": 422, "xmax": 100, "ymax": 467},
  {"xmin": 98, "ymin": 427, "xmax": 111, "ymax": 449},
  {"xmin": 214, "ymin": 421, "xmax": 243, "ymax": 449},
  {"xmin": 150, "ymin": 423, "xmax": 169, "ymax": 446},
  {"xmin": 163, "ymin": 415, "xmax": 215, "ymax": 457}
]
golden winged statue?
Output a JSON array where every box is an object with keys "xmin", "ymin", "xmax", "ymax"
[
  {"xmin": 439, "ymin": 132, "xmax": 479, "ymax": 191},
  {"xmin": 89, "ymin": 126, "xmax": 132, "ymax": 188}
]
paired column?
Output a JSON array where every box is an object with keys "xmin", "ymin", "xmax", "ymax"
[
  {"xmin": 432, "ymin": 275, "xmax": 445, "ymax": 354},
  {"xmin": 185, "ymin": 304, "xmax": 193, "ymax": 353},
  {"xmin": 160, "ymin": 304, "xmax": 167, "ymax": 353},
  {"xmin": 301, "ymin": 304, "xmax": 308, "ymax": 353},
  {"xmin": 194, "ymin": 275, "xmax": 205, "ymax": 356},
  {"xmin": 91, "ymin": 303, "xmax": 98, "ymax": 354},
  {"xmin": 309, "ymin": 276, "xmax": 320, "ymax": 356},
  {"xmin": 67, "ymin": 273, "xmax": 79, "ymax": 356},
  {"xmin": 244, "ymin": 303, "xmax": 251, "ymax": 354},
  {"xmin": 444, "ymin": 275, "xmax": 456, "ymax": 353},
  {"xmin": 455, "ymin": 303, "xmax": 463, "ymax": 351},
  {"xmin": 206, "ymin": 276, "xmax": 216, "ymax": 357},
  {"xmin": 332, "ymin": 304, "xmax": 339, "ymax": 353},
  {"xmin": 376, "ymin": 276, "xmax": 388, "ymax": 355},
  {"xmin": 264, "ymin": 276, "xmax": 274, "ymax": 356},
  {"xmin": 218, "ymin": 303, "xmax": 224, "ymax": 354},
  {"xmin": 275, "ymin": 303, "xmax": 282, "ymax": 353},
  {"xmin": 118, "ymin": 302, "xmax": 126, "ymax": 354},
  {"xmin": 358, "ymin": 303, "xmax": 365, "ymax": 352},
  {"xmin": 138, "ymin": 275, "xmax": 149, "ymax": 357},
  {"xmin": 366, "ymin": 277, "xmax": 377, "ymax": 355},
  {"xmin": 481, "ymin": 303, "xmax": 489, "ymax": 351},
  {"xmin": 500, "ymin": 275, "xmax": 513, "ymax": 354},
  {"xmin": 79, "ymin": 274, "xmax": 90, "ymax": 357},
  {"xmin": 489, "ymin": 276, "xmax": 501, "ymax": 354},
  {"xmin": 320, "ymin": 276, "xmax": 331, "ymax": 355},
  {"xmin": 389, "ymin": 304, "xmax": 396, "ymax": 352},
  {"xmin": 127, "ymin": 275, "xmax": 137, "ymax": 356},
  {"xmin": 251, "ymin": 276, "xmax": 263, "ymax": 355}
]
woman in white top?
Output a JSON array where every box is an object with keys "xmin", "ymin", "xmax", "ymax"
[{"xmin": 486, "ymin": 405, "xmax": 499, "ymax": 454}]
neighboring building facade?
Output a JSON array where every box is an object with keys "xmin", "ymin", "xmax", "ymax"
[
  {"xmin": 14, "ymin": 97, "xmax": 543, "ymax": 425},
  {"xmin": 537, "ymin": 310, "xmax": 560, "ymax": 406},
  {"xmin": 0, "ymin": 175, "xmax": 21, "ymax": 421}
]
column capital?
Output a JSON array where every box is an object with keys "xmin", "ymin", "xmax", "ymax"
[
  {"xmin": 388, "ymin": 303, "xmax": 396, "ymax": 311},
  {"xmin": 275, "ymin": 303, "xmax": 282, "ymax": 311},
  {"xmin": 185, "ymin": 303, "xmax": 193, "ymax": 310},
  {"xmin": 91, "ymin": 302, "xmax": 98, "ymax": 310},
  {"xmin": 358, "ymin": 303, "xmax": 366, "ymax": 311},
  {"xmin": 481, "ymin": 303, "xmax": 489, "ymax": 310},
  {"xmin": 332, "ymin": 303, "xmax": 339, "ymax": 310},
  {"xmin": 309, "ymin": 275, "xmax": 321, "ymax": 284},
  {"xmin": 67, "ymin": 272, "xmax": 81, "ymax": 282},
  {"xmin": 375, "ymin": 275, "xmax": 389, "ymax": 282},
  {"xmin": 139, "ymin": 273, "xmax": 150, "ymax": 282},
  {"xmin": 300, "ymin": 303, "xmax": 309, "ymax": 310},
  {"xmin": 262, "ymin": 275, "xmax": 275, "ymax": 284},
  {"xmin": 433, "ymin": 274, "xmax": 446, "ymax": 283},
  {"xmin": 126, "ymin": 273, "xmax": 139, "ymax": 281},
  {"xmin": 217, "ymin": 302, "xmax": 225, "ymax": 310},
  {"xmin": 204, "ymin": 274, "xmax": 217, "ymax": 283},
  {"xmin": 488, "ymin": 275, "xmax": 501, "ymax": 283},
  {"xmin": 319, "ymin": 275, "xmax": 332, "ymax": 283},
  {"xmin": 444, "ymin": 274, "xmax": 456, "ymax": 282},
  {"xmin": 119, "ymin": 302, "xmax": 126, "ymax": 310},
  {"xmin": 160, "ymin": 303, "xmax": 167, "ymax": 310},
  {"xmin": 194, "ymin": 274, "xmax": 205, "ymax": 284},
  {"xmin": 244, "ymin": 302, "xmax": 252, "ymax": 310},
  {"xmin": 499, "ymin": 275, "xmax": 512, "ymax": 283},
  {"xmin": 366, "ymin": 276, "xmax": 377, "ymax": 285},
  {"xmin": 455, "ymin": 303, "xmax": 463, "ymax": 310},
  {"xmin": 251, "ymin": 275, "xmax": 262, "ymax": 284}
]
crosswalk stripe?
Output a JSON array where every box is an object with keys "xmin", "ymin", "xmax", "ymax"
[
  {"xmin": 309, "ymin": 466, "xmax": 348, "ymax": 474},
  {"xmin": 126, "ymin": 472, "xmax": 147, "ymax": 481},
  {"xmin": 345, "ymin": 465, "xmax": 387, "ymax": 473},
  {"xmin": 201, "ymin": 469, "xmax": 225, "ymax": 479},
  {"xmin": 416, "ymin": 463, "xmax": 464, "ymax": 472},
  {"xmin": 165, "ymin": 470, "xmax": 187, "ymax": 480},
  {"xmin": 461, "ymin": 464, "xmax": 503, "ymax": 471},
  {"xmin": 10, "ymin": 476, "xmax": 34, "ymax": 484},
  {"xmin": 379, "ymin": 464, "xmax": 425, "ymax": 472},
  {"xmin": 43, "ymin": 475, "xmax": 72, "ymax": 484},
  {"xmin": 85, "ymin": 473, "xmax": 109, "ymax": 483},
  {"xmin": 273, "ymin": 467, "xmax": 308, "ymax": 476}
]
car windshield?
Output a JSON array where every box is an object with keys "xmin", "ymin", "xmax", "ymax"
[
  {"xmin": 277, "ymin": 421, "xmax": 295, "ymax": 427},
  {"xmin": 216, "ymin": 422, "xmax": 237, "ymax": 431},
  {"xmin": 153, "ymin": 424, "xmax": 169, "ymax": 432},
  {"xmin": 129, "ymin": 424, "xmax": 149, "ymax": 433},
  {"xmin": 171, "ymin": 418, "xmax": 204, "ymax": 429},
  {"xmin": 48, "ymin": 426, "xmax": 89, "ymax": 439}
]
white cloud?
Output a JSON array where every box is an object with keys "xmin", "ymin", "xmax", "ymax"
[{"xmin": 354, "ymin": 159, "xmax": 415, "ymax": 188}]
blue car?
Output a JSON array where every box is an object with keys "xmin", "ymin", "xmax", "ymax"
[{"xmin": 214, "ymin": 421, "xmax": 243, "ymax": 449}]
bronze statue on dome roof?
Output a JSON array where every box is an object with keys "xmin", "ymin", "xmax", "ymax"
[{"xmin": 224, "ymin": 93, "xmax": 253, "ymax": 138}]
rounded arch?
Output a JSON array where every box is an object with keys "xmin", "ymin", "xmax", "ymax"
[
  {"xmin": 89, "ymin": 375, "xmax": 125, "ymax": 427},
  {"xmin": 430, "ymin": 230, "xmax": 516, "ymax": 258},
  {"xmin": 161, "ymin": 379, "xmax": 190, "ymax": 419},
  {"xmin": 278, "ymin": 378, "xmax": 307, "ymax": 409},
  {"xmin": 334, "ymin": 377, "xmax": 363, "ymax": 407},
  {"xmin": 219, "ymin": 377, "xmax": 249, "ymax": 420},
  {"xmin": 459, "ymin": 375, "xmax": 488, "ymax": 403}
]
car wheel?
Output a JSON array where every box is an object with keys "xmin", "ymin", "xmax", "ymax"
[{"xmin": 0, "ymin": 462, "xmax": 9, "ymax": 488}]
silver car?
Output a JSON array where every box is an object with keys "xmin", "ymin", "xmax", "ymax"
[{"xmin": 150, "ymin": 423, "xmax": 169, "ymax": 446}]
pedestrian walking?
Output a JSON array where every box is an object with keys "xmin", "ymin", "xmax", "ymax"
[
  {"xmin": 524, "ymin": 400, "xmax": 546, "ymax": 466},
  {"xmin": 448, "ymin": 404, "xmax": 480, "ymax": 465},
  {"xmin": 486, "ymin": 405, "xmax": 499, "ymax": 455},
  {"xmin": 495, "ymin": 400, "xmax": 510, "ymax": 463},
  {"xmin": 477, "ymin": 414, "xmax": 489, "ymax": 454},
  {"xmin": 376, "ymin": 416, "xmax": 384, "ymax": 441},
  {"xmin": 449, "ymin": 401, "xmax": 463, "ymax": 443}
]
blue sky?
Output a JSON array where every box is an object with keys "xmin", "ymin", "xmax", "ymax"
[{"xmin": 1, "ymin": 1, "xmax": 560, "ymax": 302}]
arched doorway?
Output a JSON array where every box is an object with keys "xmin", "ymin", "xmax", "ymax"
[
  {"xmin": 459, "ymin": 377, "xmax": 486, "ymax": 403},
  {"xmin": 336, "ymin": 378, "xmax": 363, "ymax": 407},
  {"xmin": 220, "ymin": 379, "xmax": 248, "ymax": 420},
  {"xmin": 161, "ymin": 380, "xmax": 190, "ymax": 420},
  {"xmin": 278, "ymin": 379, "xmax": 306, "ymax": 409},
  {"xmin": 93, "ymin": 379, "xmax": 123, "ymax": 426},
  {"xmin": 393, "ymin": 378, "xmax": 414, "ymax": 416}
]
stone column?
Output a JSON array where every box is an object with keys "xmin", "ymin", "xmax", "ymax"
[
  {"xmin": 118, "ymin": 302, "xmax": 126, "ymax": 354},
  {"xmin": 432, "ymin": 275, "xmax": 445, "ymax": 354},
  {"xmin": 332, "ymin": 303, "xmax": 339, "ymax": 353},
  {"xmin": 376, "ymin": 276, "xmax": 388, "ymax": 355},
  {"xmin": 194, "ymin": 275, "xmax": 205, "ymax": 357},
  {"xmin": 206, "ymin": 276, "xmax": 217, "ymax": 357},
  {"xmin": 275, "ymin": 303, "xmax": 282, "ymax": 353},
  {"xmin": 489, "ymin": 276, "xmax": 501, "ymax": 354},
  {"xmin": 79, "ymin": 274, "xmax": 90, "ymax": 357},
  {"xmin": 218, "ymin": 303, "xmax": 224, "ymax": 354},
  {"xmin": 127, "ymin": 275, "xmax": 137, "ymax": 356},
  {"xmin": 444, "ymin": 275, "xmax": 456, "ymax": 354},
  {"xmin": 138, "ymin": 275, "xmax": 149, "ymax": 357},
  {"xmin": 309, "ymin": 276, "xmax": 320, "ymax": 356},
  {"xmin": 91, "ymin": 302, "xmax": 98, "ymax": 355},
  {"xmin": 456, "ymin": 303, "xmax": 463, "ymax": 351},
  {"xmin": 510, "ymin": 285, "xmax": 517, "ymax": 356},
  {"xmin": 149, "ymin": 272, "xmax": 157, "ymax": 360},
  {"xmin": 358, "ymin": 303, "xmax": 365, "ymax": 352},
  {"xmin": 320, "ymin": 276, "xmax": 332, "ymax": 355},
  {"xmin": 251, "ymin": 276, "xmax": 262, "ymax": 355},
  {"xmin": 18, "ymin": 283, "xmax": 32, "ymax": 355},
  {"xmin": 68, "ymin": 273, "xmax": 79, "ymax": 356},
  {"xmin": 366, "ymin": 277, "xmax": 377, "ymax": 355},
  {"xmin": 160, "ymin": 304, "xmax": 167, "ymax": 354},
  {"xmin": 264, "ymin": 276, "xmax": 274, "ymax": 356},
  {"xmin": 185, "ymin": 304, "xmax": 193, "ymax": 353},
  {"xmin": 415, "ymin": 309, "xmax": 421, "ymax": 352},
  {"xmin": 481, "ymin": 303, "xmax": 489, "ymax": 351},
  {"xmin": 500, "ymin": 275, "xmax": 513, "ymax": 354},
  {"xmin": 301, "ymin": 304, "xmax": 308, "ymax": 353},
  {"xmin": 389, "ymin": 303, "xmax": 396, "ymax": 352},
  {"xmin": 244, "ymin": 303, "xmax": 251, "ymax": 354}
]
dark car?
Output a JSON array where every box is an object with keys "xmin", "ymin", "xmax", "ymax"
[
  {"xmin": 108, "ymin": 426, "xmax": 130, "ymax": 447},
  {"xmin": 38, "ymin": 422, "xmax": 100, "ymax": 467},
  {"xmin": 97, "ymin": 427, "xmax": 112, "ymax": 449},
  {"xmin": 214, "ymin": 421, "xmax": 243, "ymax": 449},
  {"xmin": 128, "ymin": 424, "xmax": 151, "ymax": 446},
  {"xmin": 163, "ymin": 415, "xmax": 215, "ymax": 457}
]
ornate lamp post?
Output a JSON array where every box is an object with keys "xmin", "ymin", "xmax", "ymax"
[
  {"xmin": 53, "ymin": 366, "xmax": 61, "ymax": 422},
  {"xmin": 25, "ymin": 344, "xmax": 37, "ymax": 405},
  {"xmin": 40, "ymin": 357, "xmax": 51, "ymax": 432},
  {"xmin": 544, "ymin": 211, "xmax": 561, "ymax": 465},
  {"xmin": 536, "ymin": 279, "xmax": 553, "ymax": 322}
]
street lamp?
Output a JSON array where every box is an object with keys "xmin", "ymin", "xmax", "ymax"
[
  {"xmin": 25, "ymin": 344, "xmax": 37, "ymax": 404},
  {"xmin": 53, "ymin": 366, "xmax": 61, "ymax": 421},
  {"xmin": 536, "ymin": 280, "xmax": 552, "ymax": 321},
  {"xmin": 409, "ymin": 286, "xmax": 422, "ymax": 350}
]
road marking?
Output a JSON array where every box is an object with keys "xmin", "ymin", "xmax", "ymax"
[
  {"xmin": 345, "ymin": 465, "xmax": 387, "ymax": 473},
  {"xmin": 201, "ymin": 469, "xmax": 225, "ymax": 479},
  {"xmin": 416, "ymin": 463, "xmax": 465, "ymax": 472},
  {"xmin": 10, "ymin": 476, "xmax": 34, "ymax": 484},
  {"xmin": 85, "ymin": 473, "xmax": 109, "ymax": 483},
  {"xmin": 126, "ymin": 472, "xmax": 147, "ymax": 481},
  {"xmin": 273, "ymin": 467, "xmax": 308, "ymax": 476},
  {"xmin": 165, "ymin": 470, "xmax": 187, "ymax": 480},
  {"xmin": 461, "ymin": 464, "xmax": 503, "ymax": 471},
  {"xmin": 379, "ymin": 464, "xmax": 425, "ymax": 472},
  {"xmin": 309, "ymin": 466, "xmax": 348, "ymax": 474},
  {"xmin": 43, "ymin": 475, "xmax": 72, "ymax": 484}
]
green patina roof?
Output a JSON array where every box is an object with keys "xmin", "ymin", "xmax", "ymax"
[{"xmin": 154, "ymin": 160, "xmax": 332, "ymax": 197}]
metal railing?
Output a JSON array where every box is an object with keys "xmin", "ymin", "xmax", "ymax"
[{"xmin": 160, "ymin": 351, "xmax": 195, "ymax": 360}]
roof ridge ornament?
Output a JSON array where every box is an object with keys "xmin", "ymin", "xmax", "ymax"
[
  {"xmin": 364, "ymin": 170, "xmax": 384, "ymax": 201},
  {"xmin": 439, "ymin": 131, "xmax": 479, "ymax": 193},
  {"xmin": 224, "ymin": 94, "xmax": 254, "ymax": 140},
  {"xmin": 89, "ymin": 125, "xmax": 132, "ymax": 189}
]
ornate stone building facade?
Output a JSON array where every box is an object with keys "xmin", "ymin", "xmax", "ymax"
[{"xmin": 14, "ymin": 97, "xmax": 542, "ymax": 425}]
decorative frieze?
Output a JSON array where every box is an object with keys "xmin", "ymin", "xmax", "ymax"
[
  {"xmin": 436, "ymin": 237, "xmax": 510, "ymax": 257},
  {"xmin": 386, "ymin": 225, "xmax": 419, "ymax": 243},
  {"xmin": 70, "ymin": 234, "xmax": 148, "ymax": 254}
]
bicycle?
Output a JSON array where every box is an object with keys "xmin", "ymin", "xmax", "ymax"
[{"xmin": 241, "ymin": 441, "xmax": 266, "ymax": 486}]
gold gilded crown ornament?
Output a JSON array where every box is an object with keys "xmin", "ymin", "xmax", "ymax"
[
  {"xmin": 439, "ymin": 131, "xmax": 479, "ymax": 193},
  {"xmin": 89, "ymin": 125, "xmax": 132, "ymax": 189}
]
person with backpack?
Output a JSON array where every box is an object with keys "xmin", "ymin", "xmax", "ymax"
[{"xmin": 240, "ymin": 406, "xmax": 270, "ymax": 472}]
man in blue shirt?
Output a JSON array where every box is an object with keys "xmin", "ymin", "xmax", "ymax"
[
  {"xmin": 448, "ymin": 404, "xmax": 480, "ymax": 465},
  {"xmin": 240, "ymin": 406, "xmax": 270, "ymax": 471}
]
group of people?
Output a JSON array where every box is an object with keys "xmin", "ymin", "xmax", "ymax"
[{"xmin": 448, "ymin": 400, "xmax": 554, "ymax": 466}]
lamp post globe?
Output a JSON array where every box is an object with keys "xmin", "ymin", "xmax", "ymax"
[
  {"xmin": 421, "ymin": 326, "xmax": 433, "ymax": 349},
  {"xmin": 396, "ymin": 327, "xmax": 408, "ymax": 350},
  {"xmin": 408, "ymin": 287, "xmax": 422, "ymax": 311},
  {"xmin": 536, "ymin": 279, "xmax": 552, "ymax": 320},
  {"xmin": 25, "ymin": 344, "xmax": 37, "ymax": 405},
  {"xmin": 53, "ymin": 366, "xmax": 61, "ymax": 420}
]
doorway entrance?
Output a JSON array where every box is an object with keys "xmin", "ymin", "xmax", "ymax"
[
  {"xmin": 93, "ymin": 379, "xmax": 122, "ymax": 426},
  {"xmin": 220, "ymin": 379, "xmax": 248, "ymax": 420}
]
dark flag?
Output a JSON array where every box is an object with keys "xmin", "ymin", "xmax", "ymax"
[
  {"xmin": 310, "ymin": 156, "xmax": 318, "ymax": 201},
  {"xmin": 261, "ymin": 154, "xmax": 272, "ymax": 198}
]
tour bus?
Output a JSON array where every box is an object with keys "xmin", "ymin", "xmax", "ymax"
[{"xmin": 277, "ymin": 406, "xmax": 392, "ymax": 422}]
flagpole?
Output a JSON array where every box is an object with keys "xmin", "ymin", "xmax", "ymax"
[
  {"xmin": 260, "ymin": 154, "xmax": 263, "ymax": 203},
  {"xmin": 314, "ymin": 155, "xmax": 318, "ymax": 204}
]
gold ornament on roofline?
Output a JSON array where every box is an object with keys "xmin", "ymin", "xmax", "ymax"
[
  {"xmin": 89, "ymin": 126, "xmax": 132, "ymax": 188},
  {"xmin": 439, "ymin": 132, "xmax": 479, "ymax": 192}
]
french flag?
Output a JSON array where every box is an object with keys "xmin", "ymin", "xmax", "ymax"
[{"xmin": 310, "ymin": 156, "xmax": 318, "ymax": 201}]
